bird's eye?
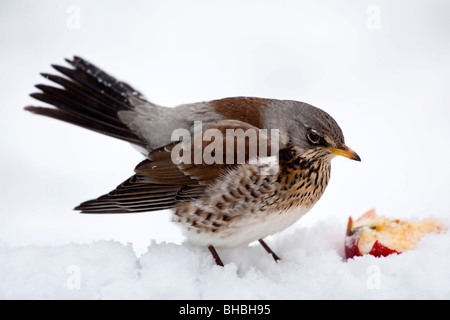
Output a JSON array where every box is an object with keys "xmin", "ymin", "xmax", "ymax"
[{"xmin": 307, "ymin": 131, "xmax": 321, "ymax": 144}]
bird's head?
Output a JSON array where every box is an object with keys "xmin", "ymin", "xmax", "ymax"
[{"xmin": 275, "ymin": 100, "xmax": 361, "ymax": 162}]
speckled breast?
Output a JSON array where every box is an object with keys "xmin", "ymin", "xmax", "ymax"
[{"xmin": 173, "ymin": 151, "xmax": 332, "ymax": 247}]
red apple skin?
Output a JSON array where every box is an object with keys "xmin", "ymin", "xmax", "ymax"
[
  {"xmin": 345, "ymin": 217, "xmax": 401, "ymax": 259},
  {"xmin": 345, "ymin": 217, "xmax": 363, "ymax": 259},
  {"xmin": 367, "ymin": 241, "xmax": 400, "ymax": 258}
]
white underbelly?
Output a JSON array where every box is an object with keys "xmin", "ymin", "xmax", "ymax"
[{"xmin": 178, "ymin": 205, "xmax": 311, "ymax": 248}]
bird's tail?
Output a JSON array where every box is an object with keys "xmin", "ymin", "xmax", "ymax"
[{"xmin": 25, "ymin": 56, "xmax": 150, "ymax": 148}]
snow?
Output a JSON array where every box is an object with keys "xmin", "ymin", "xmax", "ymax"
[{"xmin": 1, "ymin": 217, "xmax": 449, "ymax": 300}]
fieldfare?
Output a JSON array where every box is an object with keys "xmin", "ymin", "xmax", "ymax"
[{"xmin": 25, "ymin": 57, "xmax": 360, "ymax": 266}]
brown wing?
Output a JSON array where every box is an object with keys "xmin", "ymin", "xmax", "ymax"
[
  {"xmin": 137, "ymin": 120, "xmax": 277, "ymax": 184},
  {"xmin": 75, "ymin": 120, "xmax": 277, "ymax": 213}
]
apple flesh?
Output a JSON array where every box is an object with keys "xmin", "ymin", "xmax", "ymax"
[{"xmin": 345, "ymin": 209, "xmax": 443, "ymax": 259}]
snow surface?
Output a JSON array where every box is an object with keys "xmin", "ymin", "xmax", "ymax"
[{"xmin": 1, "ymin": 217, "xmax": 449, "ymax": 300}]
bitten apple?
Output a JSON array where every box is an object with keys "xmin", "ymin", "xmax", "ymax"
[{"xmin": 345, "ymin": 209, "xmax": 443, "ymax": 259}]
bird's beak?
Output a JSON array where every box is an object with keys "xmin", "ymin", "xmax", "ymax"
[{"xmin": 325, "ymin": 145, "xmax": 361, "ymax": 161}]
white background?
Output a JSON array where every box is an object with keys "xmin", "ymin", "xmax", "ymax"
[{"xmin": 1, "ymin": 0, "xmax": 449, "ymax": 256}]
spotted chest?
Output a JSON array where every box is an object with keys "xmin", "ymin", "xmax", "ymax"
[
  {"xmin": 275, "ymin": 150, "xmax": 331, "ymax": 210},
  {"xmin": 173, "ymin": 150, "xmax": 332, "ymax": 247}
]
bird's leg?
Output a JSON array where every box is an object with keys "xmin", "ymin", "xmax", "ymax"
[
  {"xmin": 259, "ymin": 239, "xmax": 281, "ymax": 262},
  {"xmin": 208, "ymin": 245, "xmax": 224, "ymax": 267}
]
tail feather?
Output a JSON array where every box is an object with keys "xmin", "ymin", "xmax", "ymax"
[
  {"xmin": 25, "ymin": 56, "xmax": 149, "ymax": 148},
  {"xmin": 24, "ymin": 106, "xmax": 143, "ymax": 145},
  {"xmin": 51, "ymin": 63, "xmax": 133, "ymax": 111},
  {"xmin": 32, "ymin": 84, "xmax": 127, "ymax": 129},
  {"xmin": 65, "ymin": 56, "xmax": 144, "ymax": 105},
  {"xmin": 38, "ymin": 73, "xmax": 122, "ymax": 117}
]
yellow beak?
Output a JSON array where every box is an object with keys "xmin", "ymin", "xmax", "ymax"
[{"xmin": 326, "ymin": 145, "xmax": 361, "ymax": 161}]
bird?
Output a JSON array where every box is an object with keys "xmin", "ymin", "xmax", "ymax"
[{"xmin": 25, "ymin": 56, "xmax": 361, "ymax": 266}]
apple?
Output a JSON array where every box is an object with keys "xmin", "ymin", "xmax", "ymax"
[{"xmin": 345, "ymin": 209, "xmax": 443, "ymax": 259}]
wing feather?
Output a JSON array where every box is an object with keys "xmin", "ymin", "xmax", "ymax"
[{"xmin": 74, "ymin": 120, "xmax": 276, "ymax": 213}]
